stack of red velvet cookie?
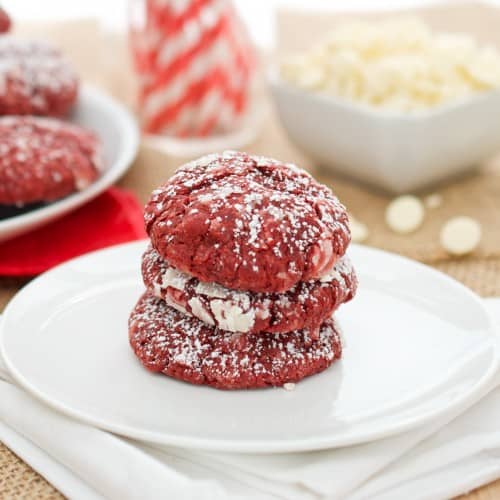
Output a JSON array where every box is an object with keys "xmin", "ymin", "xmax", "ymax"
[
  {"xmin": 129, "ymin": 151, "xmax": 357, "ymax": 390},
  {"xmin": 0, "ymin": 34, "xmax": 103, "ymax": 211}
]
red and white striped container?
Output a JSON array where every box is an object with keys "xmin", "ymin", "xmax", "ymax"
[{"xmin": 129, "ymin": 0, "xmax": 256, "ymax": 138}]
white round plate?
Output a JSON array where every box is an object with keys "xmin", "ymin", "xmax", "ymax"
[
  {"xmin": 0, "ymin": 85, "xmax": 139, "ymax": 243},
  {"xmin": 1, "ymin": 241, "xmax": 498, "ymax": 453}
]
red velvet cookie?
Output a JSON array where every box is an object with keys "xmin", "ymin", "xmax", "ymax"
[
  {"xmin": 142, "ymin": 245, "xmax": 357, "ymax": 336},
  {"xmin": 0, "ymin": 38, "xmax": 78, "ymax": 117},
  {"xmin": 129, "ymin": 292, "xmax": 343, "ymax": 390},
  {"xmin": 0, "ymin": 8, "xmax": 11, "ymax": 34},
  {"xmin": 145, "ymin": 151, "xmax": 350, "ymax": 293},
  {"xmin": 0, "ymin": 116, "xmax": 102, "ymax": 206}
]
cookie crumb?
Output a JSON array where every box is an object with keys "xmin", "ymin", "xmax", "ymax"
[{"xmin": 283, "ymin": 382, "xmax": 296, "ymax": 391}]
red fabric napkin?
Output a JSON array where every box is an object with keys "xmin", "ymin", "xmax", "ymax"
[{"xmin": 0, "ymin": 187, "xmax": 146, "ymax": 276}]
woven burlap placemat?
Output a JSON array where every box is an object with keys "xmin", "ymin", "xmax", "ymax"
[
  {"xmin": 3, "ymin": 4, "xmax": 500, "ymax": 497},
  {"xmin": 0, "ymin": 443, "xmax": 61, "ymax": 499}
]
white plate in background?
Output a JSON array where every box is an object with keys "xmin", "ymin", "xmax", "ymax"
[
  {"xmin": 0, "ymin": 241, "xmax": 497, "ymax": 453},
  {"xmin": 0, "ymin": 85, "xmax": 139, "ymax": 243}
]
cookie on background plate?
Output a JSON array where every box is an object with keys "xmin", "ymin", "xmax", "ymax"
[
  {"xmin": 129, "ymin": 292, "xmax": 343, "ymax": 390},
  {"xmin": 0, "ymin": 37, "xmax": 78, "ymax": 117},
  {"xmin": 145, "ymin": 151, "xmax": 351, "ymax": 293},
  {"xmin": 0, "ymin": 8, "xmax": 11, "ymax": 33},
  {"xmin": 0, "ymin": 116, "xmax": 103, "ymax": 206},
  {"xmin": 142, "ymin": 245, "xmax": 357, "ymax": 336}
]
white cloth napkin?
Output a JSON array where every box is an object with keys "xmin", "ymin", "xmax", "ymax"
[{"xmin": 1, "ymin": 299, "xmax": 500, "ymax": 500}]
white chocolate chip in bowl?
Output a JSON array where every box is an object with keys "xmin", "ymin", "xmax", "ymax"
[
  {"xmin": 296, "ymin": 66, "xmax": 326, "ymax": 90},
  {"xmin": 385, "ymin": 195, "xmax": 425, "ymax": 234},
  {"xmin": 440, "ymin": 216, "xmax": 481, "ymax": 256}
]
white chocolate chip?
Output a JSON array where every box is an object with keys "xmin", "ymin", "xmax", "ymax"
[
  {"xmin": 296, "ymin": 66, "xmax": 325, "ymax": 90},
  {"xmin": 283, "ymin": 382, "xmax": 296, "ymax": 391},
  {"xmin": 440, "ymin": 216, "xmax": 481, "ymax": 256},
  {"xmin": 385, "ymin": 195, "xmax": 425, "ymax": 234},
  {"xmin": 161, "ymin": 267, "xmax": 190, "ymax": 291},
  {"xmin": 425, "ymin": 193, "xmax": 443, "ymax": 209},
  {"xmin": 279, "ymin": 19, "xmax": 500, "ymax": 111},
  {"xmin": 350, "ymin": 217, "xmax": 369, "ymax": 243},
  {"xmin": 188, "ymin": 297, "xmax": 215, "ymax": 326},
  {"xmin": 194, "ymin": 280, "xmax": 228, "ymax": 298},
  {"xmin": 210, "ymin": 300, "xmax": 255, "ymax": 333}
]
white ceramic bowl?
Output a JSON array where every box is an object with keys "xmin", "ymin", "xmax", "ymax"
[
  {"xmin": 270, "ymin": 73, "xmax": 500, "ymax": 193},
  {"xmin": 0, "ymin": 85, "xmax": 139, "ymax": 243}
]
